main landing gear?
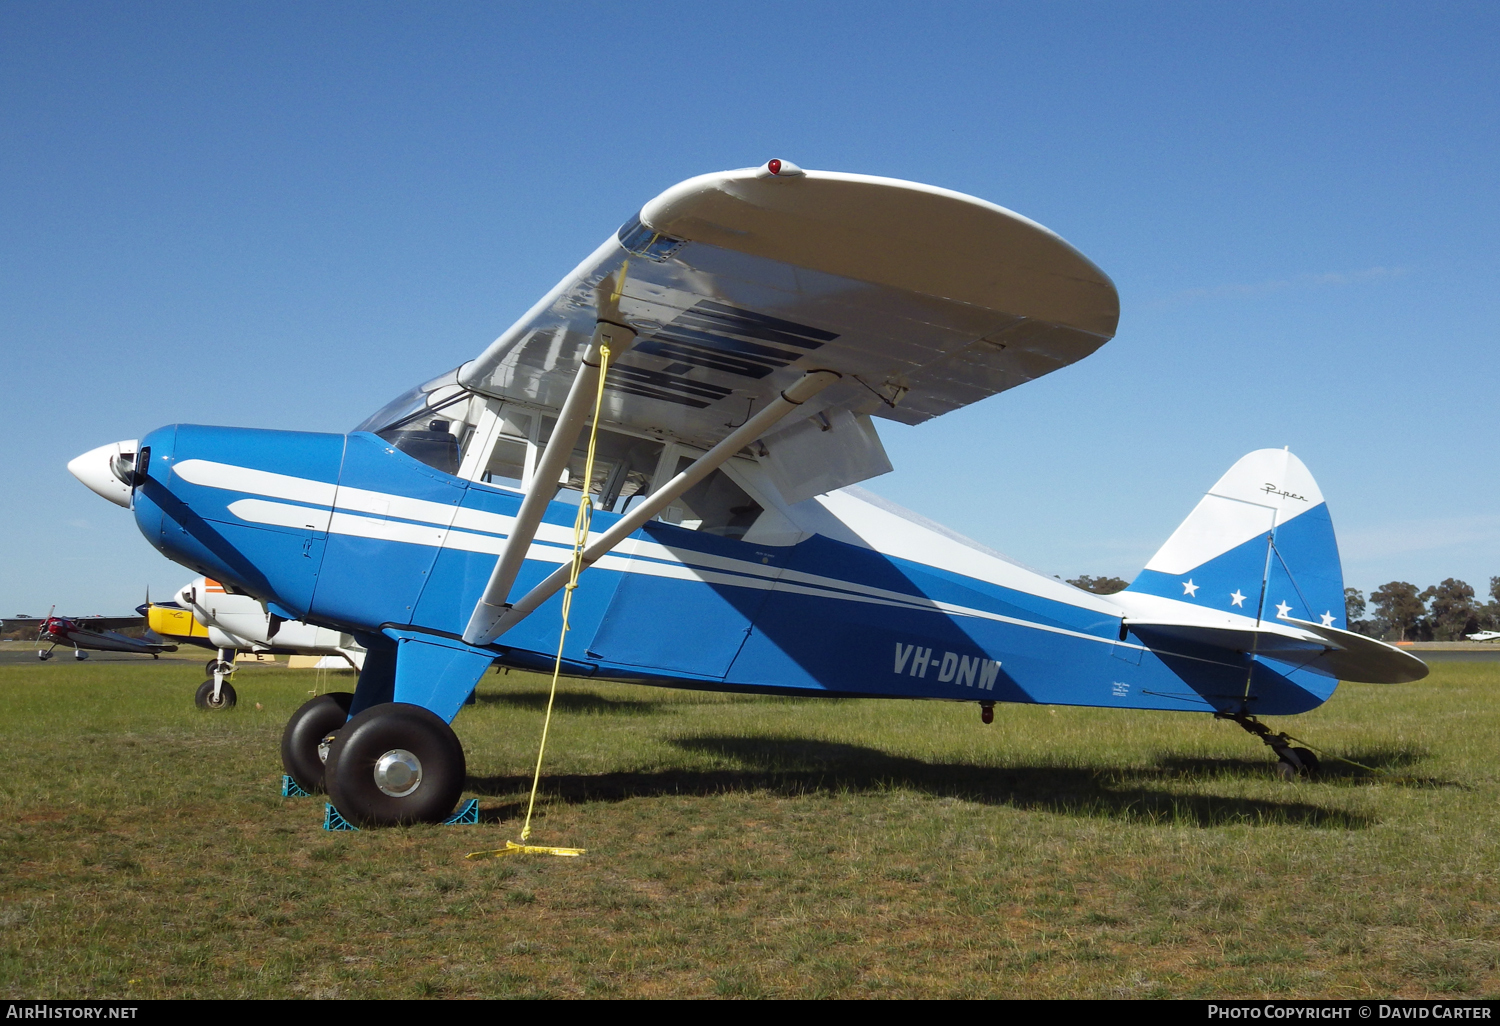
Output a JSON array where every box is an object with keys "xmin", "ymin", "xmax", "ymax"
[
  {"xmin": 324, "ymin": 704, "xmax": 466, "ymax": 828},
  {"xmin": 280, "ymin": 692, "xmax": 356, "ymax": 794},
  {"xmin": 195, "ymin": 678, "xmax": 237, "ymax": 709},
  {"xmin": 196, "ymin": 648, "xmax": 238, "ymax": 711},
  {"xmin": 1218, "ymin": 711, "xmax": 1321, "ymax": 780},
  {"xmin": 280, "ymin": 698, "xmax": 466, "ymax": 827}
]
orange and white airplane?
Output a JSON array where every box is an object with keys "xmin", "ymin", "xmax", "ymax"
[{"xmin": 147, "ymin": 577, "xmax": 366, "ymax": 709}]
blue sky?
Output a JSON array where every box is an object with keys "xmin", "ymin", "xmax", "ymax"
[{"xmin": 2, "ymin": 2, "xmax": 1497, "ymax": 615}]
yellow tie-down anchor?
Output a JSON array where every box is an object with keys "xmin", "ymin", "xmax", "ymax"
[{"xmin": 466, "ymin": 840, "xmax": 586, "ymax": 860}]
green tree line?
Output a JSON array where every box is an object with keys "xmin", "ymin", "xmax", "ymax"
[{"xmin": 1345, "ymin": 577, "xmax": 1500, "ymax": 642}]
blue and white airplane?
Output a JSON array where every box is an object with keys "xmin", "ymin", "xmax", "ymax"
[{"xmin": 69, "ymin": 161, "xmax": 1426, "ymax": 826}]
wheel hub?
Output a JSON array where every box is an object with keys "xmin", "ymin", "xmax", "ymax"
[
  {"xmin": 317, "ymin": 733, "xmax": 336, "ymax": 765},
  {"xmin": 373, "ymin": 749, "xmax": 423, "ymax": 797}
]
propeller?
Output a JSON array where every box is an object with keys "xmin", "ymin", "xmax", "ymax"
[{"xmin": 35, "ymin": 605, "xmax": 55, "ymax": 645}]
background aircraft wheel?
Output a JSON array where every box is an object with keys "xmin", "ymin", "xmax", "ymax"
[
  {"xmin": 325, "ymin": 703, "xmax": 465, "ymax": 828},
  {"xmin": 280, "ymin": 692, "xmax": 355, "ymax": 794},
  {"xmin": 37, "ymin": 651, "xmax": 51, "ymax": 661},
  {"xmin": 205, "ymin": 658, "xmax": 234, "ymax": 677},
  {"xmin": 74, "ymin": 650, "xmax": 89, "ymax": 661},
  {"xmin": 194, "ymin": 678, "xmax": 237, "ymax": 710}
]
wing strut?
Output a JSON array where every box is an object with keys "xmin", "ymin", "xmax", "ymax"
[
  {"xmin": 462, "ymin": 320, "xmax": 638, "ymax": 646},
  {"xmin": 466, "ymin": 368, "xmax": 841, "ymax": 646}
]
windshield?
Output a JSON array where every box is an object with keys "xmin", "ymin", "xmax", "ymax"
[
  {"xmin": 355, "ymin": 369, "xmax": 474, "ymax": 474},
  {"xmin": 353, "ymin": 368, "xmax": 462, "ymax": 434}
]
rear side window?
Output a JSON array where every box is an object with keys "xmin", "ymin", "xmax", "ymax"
[{"xmin": 660, "ymin": 457, "xmax": 763, "ymax": 539}]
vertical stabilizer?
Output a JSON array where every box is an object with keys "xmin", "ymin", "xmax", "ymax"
[{"xmin": 1126, "ymin": 449, "xmax": 1346, "ymax": 628}]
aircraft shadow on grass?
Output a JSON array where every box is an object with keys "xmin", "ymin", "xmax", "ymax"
[
  {"xmin": 1156, "ymin": 748, "xmax": 1459, "ymax": 789},
  {"xmin": 465, "ymin": 735, "xmax": 1384, "ymax": 830}
]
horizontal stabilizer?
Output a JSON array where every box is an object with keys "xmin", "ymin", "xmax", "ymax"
[
  {"xmin": 1125, "ymin": 617, "xmax": 1429, "ymax": 684},
  {"xmin": 1279, "ymin": 617, "xmax": 1430, "ymax": 684}
]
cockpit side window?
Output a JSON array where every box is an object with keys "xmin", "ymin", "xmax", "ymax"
[
  {"xmin": 470, "ymin": 406, "xmax": 537, "ymax": 490},
  {"xmin": 383, "ymin": 419, "xmax": 461, "ymax": 475},
  {"xmin": 358, "ymin": 381, "xmax": 776, "ymax": 542},
  {"xmin": 554, "ymin": 429, "xmax": 662, "ymax": 513}
]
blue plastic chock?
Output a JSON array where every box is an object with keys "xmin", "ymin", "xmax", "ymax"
[
  {"xmin": 281, "ymin": 774, "xmax": 312, "ymax": 798},
  {"xmin": 321, "ymin": 798, "xmax": 479, "ymax": 832}
]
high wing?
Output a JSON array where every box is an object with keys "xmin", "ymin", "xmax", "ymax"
[
  {"xmin": 71, "ymin": 615, "xmax": 145, "ymax": 632},
  {"xmin": 5, "ymin": 615, "xmax": 144, "ymax": 633},
  {"xmin": 455, "ymin": 163, "xmax": 1118, "ymax": 481}
]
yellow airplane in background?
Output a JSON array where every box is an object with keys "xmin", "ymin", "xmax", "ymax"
[{"xmin": 147, "ymin": 577, "xmax": 365, "ymax": 709}]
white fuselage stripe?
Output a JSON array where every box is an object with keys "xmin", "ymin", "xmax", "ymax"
[{"xmin": 201, "ymin": 460, "xmax": 1145, "ymax": 652}]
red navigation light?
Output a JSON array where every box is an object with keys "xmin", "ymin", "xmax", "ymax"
[{"xmin": 767, "ymin": 159, "xmax": 782, "ymax": 175}]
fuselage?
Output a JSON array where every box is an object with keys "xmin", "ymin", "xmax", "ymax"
[{"xmin": 126, "ymin": 423, "xmax": 1340, "ymax": 717}]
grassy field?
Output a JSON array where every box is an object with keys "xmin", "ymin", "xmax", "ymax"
[{"xmin": 2, "ymin": 657, "xmax": 1499, "ymax": 999}]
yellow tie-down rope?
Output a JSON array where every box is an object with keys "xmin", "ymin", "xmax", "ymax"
[{"xmin": 466, "ymin": 342, "xmax": 614, "ymax": 860}]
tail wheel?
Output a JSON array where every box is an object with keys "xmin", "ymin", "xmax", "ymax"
[
  {"xmin": 324, "ymin": 703, "xmax": 465, "ymax": 827},
  {"xmin": 1289, "ymin": 747, "xmax": 1320, "ymax": 776},
  {"xmin": 1276, "ymin": 747, "xmax": 1320, "ymax": 780},
  {"xmin": 195, "ymin": 678, "xmax": 237, "ymax": 710},
  {"xmin": 279, "ymin": 692, "xmax": 355, "ymax": 794}
]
